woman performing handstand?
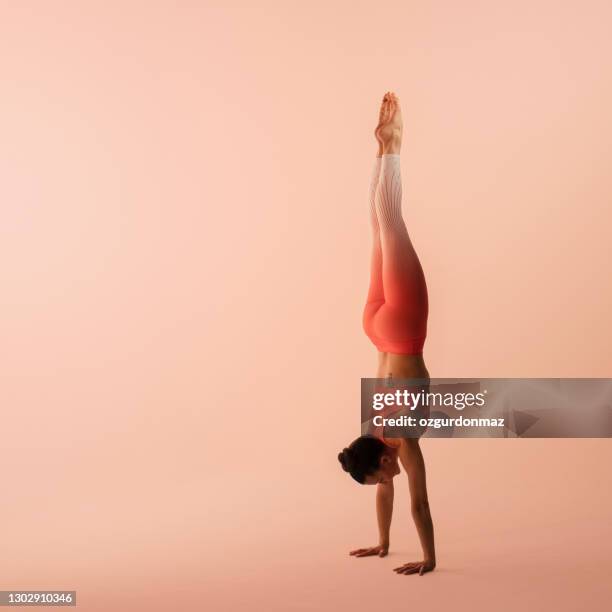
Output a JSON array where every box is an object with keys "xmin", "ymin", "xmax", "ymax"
[{"xmin": 337, "ymin": 92, "xmax": 435, "ymax": 576}]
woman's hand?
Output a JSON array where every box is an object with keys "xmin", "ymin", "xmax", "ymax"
[
  {"xmin": 393, "ymin": 559, "xmax": 435, "ymax": 576},
  {"xmin": 349, "ymin": 544, "xmax": 388, "ymax": 558}
]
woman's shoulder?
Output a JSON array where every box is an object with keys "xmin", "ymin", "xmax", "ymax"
[{"xmin": 381, "ymin": 437, "xmax": 402, "ymax": 449}]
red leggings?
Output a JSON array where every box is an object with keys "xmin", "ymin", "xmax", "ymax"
[{"xmin": 362, "ymin": 154, "xmax": 429, "ymax": 355}]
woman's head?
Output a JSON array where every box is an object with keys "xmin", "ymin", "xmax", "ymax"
[{"xmin": 337, "ymin": 435, "xmax": 400, "ymax": 484}]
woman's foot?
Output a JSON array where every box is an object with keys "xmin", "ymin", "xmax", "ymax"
[{"xmin": 375, "ymin": 92, "xmax": 402, "ymax": 155}]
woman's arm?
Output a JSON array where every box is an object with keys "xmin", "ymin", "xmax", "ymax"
[
  {"xmin": 349, "ymin": 480, "xmax": 394, "ymax": 558},
  {"xmin": 397, "ymin": 438, "xmax": 436, "ymax": 574},
  {"xmin": 376, "ymin": 480, "xmax": 394, "ymax": 551}
]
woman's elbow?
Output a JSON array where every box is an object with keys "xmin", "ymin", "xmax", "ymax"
[{"xmin": 411, "ymin": 500, "xmax": 431, "ymax": 516}]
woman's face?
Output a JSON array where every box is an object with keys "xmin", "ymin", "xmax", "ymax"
[{"xmin": 363, "ymin": 450, "xmax": 401, "ymax": 485}]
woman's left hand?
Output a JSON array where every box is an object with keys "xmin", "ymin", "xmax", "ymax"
[{"xmin": 393, "ymin": 559, "xmax": 435, "ymax": 576}]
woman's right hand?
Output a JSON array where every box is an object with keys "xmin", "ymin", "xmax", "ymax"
[{"xmin": 349, "ymin": 544, "xmax": 388, "ymax": 558}]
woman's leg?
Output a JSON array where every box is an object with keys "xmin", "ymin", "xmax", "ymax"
[
  {"xmin": 374, "ymin": 156, "xmax": 428, "ymax": 352},
  {"xmin": 364, "ymin": 94, "xmax": 395, "ymax": 308},
  {"xmin": 371, "ymin": 96, "xmax": 428, "ymax": 354},
  {"xmin": 362, "ymin": 155, "xmax": 385, "ymax": 343},
  {"xmin": 376, "ymin": 154, "xmax": 428, "ymax": 313},
  {"xmin": 365, "ymin": 155, "xmax": 384, "ymax": 305}
]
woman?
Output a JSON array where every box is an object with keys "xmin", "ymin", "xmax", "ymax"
[{"xmin": 337, "ymin": 92, "xmax": 436, "ymax": 576}]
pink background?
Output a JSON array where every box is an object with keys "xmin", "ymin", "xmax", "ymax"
[{"xmin": 1, "ymin": 1, "xmax": 611, "ymax": 610}]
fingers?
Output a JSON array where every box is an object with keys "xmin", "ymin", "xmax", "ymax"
[
  {"xmin": 349, "ymin": 547, "xmax": 380, "ymax": 557},
  {"xmin": 392, "ymin": 562, "xmax": 432, "ymax": 576},
  {"xmin": 355, "ymin": 548, "xmax": 378, "ymax": 557},
  {"xmin": 394, "ymin": 562, "xmax": 422, "ymax": 575},
  {"xmin": 393, "ymin": 562, "xmax": 417, "ymax": 571},
  {"xmin": 397, "ymin": 566, "xmax": 420, "ymax": 575}
]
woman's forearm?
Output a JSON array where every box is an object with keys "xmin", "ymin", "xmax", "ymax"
[
  {"xmin": 411, "ymin": 501, "xmax": 436, "ymax": 563},
  {"xmin": 376, "ymin": 481, "xmax": 394, "ymax": 547}
]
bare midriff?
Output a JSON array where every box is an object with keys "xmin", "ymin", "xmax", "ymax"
[
  {"xmin": 376, "ymin": 352, "xmax": 430, "ymax": 381},
  {"xmin": 377, "ymin": 352, "xmax": 430, "ymax": 447}
]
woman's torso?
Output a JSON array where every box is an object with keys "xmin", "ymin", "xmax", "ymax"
[
  {"xmin": 376, "ymin": 352, "xmax": 429, "ymax": 381},
  {"xmin": 372, "ymin": 352, "xmax": 430, "ymax": 444}
]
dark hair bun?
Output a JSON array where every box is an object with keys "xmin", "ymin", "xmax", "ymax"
[
  {"xmin": 338, "ymin": 447, "xmax": 353, "ymax": 472},
  {"xmin": 337, "ymin": 435, "xmax": 386, "ymax": 484}
]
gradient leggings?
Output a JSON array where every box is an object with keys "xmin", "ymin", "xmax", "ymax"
[{"xmin": 362, "ymin": 154, "xmax": 429, "ymax": 355}]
